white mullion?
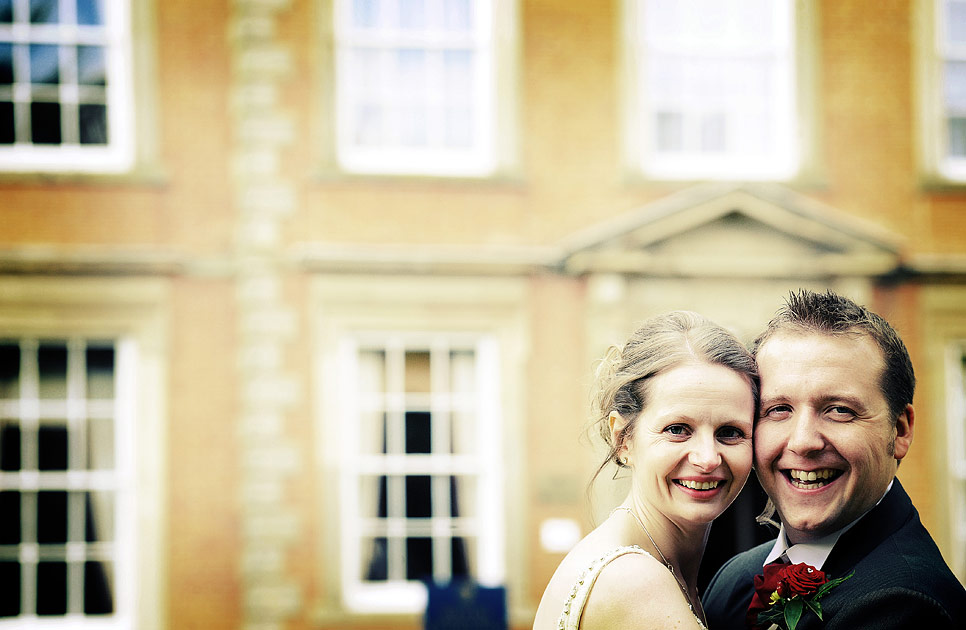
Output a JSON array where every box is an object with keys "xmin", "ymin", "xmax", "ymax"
[
  {"xmin": 385, "ymin": 341, "xmax": 406, "ymax": 581},
  {"xmin": 430, "ymin": 340, "xmax": 451, "ymax": 580},
  {"xmin": 66, "ymin": 339, "xmax": 86, "ymax": 615}
]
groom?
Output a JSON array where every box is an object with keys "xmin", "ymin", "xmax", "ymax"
[{"xmin": 703, "ymin": 290, "xmax": 966, "ymax": 629}]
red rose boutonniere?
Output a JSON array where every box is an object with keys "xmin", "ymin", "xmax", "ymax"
[{"xmin": 747, "ymin": 562, "xmax": 853, "ymax": 630}]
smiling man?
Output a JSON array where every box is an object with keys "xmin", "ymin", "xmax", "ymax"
[{"xmin": 703, "ymin": 290, "xmax": 966, "ymax": 630}]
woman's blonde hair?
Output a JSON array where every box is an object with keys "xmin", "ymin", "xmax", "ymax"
[{"xmin": 590, "ymin": 311, "xmax": 759, "ymax": 483}]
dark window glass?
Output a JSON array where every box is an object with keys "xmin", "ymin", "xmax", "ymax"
[
  {"xmin": 29, "ymin": 0, "xmax": 59, "ymax": 24},
  {"xmin": 31, "ymin": 102, "xmax": 61, "ymax": 144},
  {"xmin": 0, "ymin": 101, "xmax": 12, "ymax": 144},
  {"xmin": 37, "ymin": 491, "xmax": 68, "ymax": 543},
  {"xmin": 405, "ymin": 537, "xmax": 432, "ymax": 580},
  {"xmin": 79, "ymin": 103, "xmax": 107, "ymax": 144},
  {"xmin": 0, "ymin": 492, "xmax": 19, "ymax": 544},
  {"xmin": 376, "ymin": 475, "xmax": 387, "ymax": 517},
  {"xmin": 951, "ymin": 117, "xmax": 966, "ymax": 157},
  {"xmin": 405, "ymin": 475, "xmax": 431, "ymax": 518},
  {"xmin": 36, "ymin": 561, "xmax": 67, "ymax": 615},
  {"xmin": 0, "ymin": 43, "xmax": 12, "ymax": 85},
  {"xmin": 84, "ymin": 561, "xmax": 113, "ymax": 614},
  {"xmin": 405, "ymin": 411, "xmax": 431, "ymax": 453},
  {"xmin": 0, "ymin": 344, "xmax": 19, "ymax": 397},
  {"xmin": 0, "ymin": 422, "xmax": 20, "ymax": 470},
  {"xmin": 38, "ymin": 424, "xmax": 68, "ymax": 470},
  {"xmin": 37, "ymin": 344, "xmax": 68, "ymax": 398},
  {"xmin": 0, "ymin": 562, "xmax": 20, "ymax": 617},
  {"xmin": 452, "ymin": 536, "xmax": 469, "ymax": 576},
  {"xmin": 0, "ymin": 0, "xmax": 12, "ymax": 24},
  {"xmin": 364, "ymin": 537, "xmax": 388, "ymax": 581}
]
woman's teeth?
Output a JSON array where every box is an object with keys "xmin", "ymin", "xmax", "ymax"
[{"xmin": 677, "ymin": 480, "xmax": 720, "ymax": 490}]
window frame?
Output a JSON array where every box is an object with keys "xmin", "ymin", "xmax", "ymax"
[
  {"xmin": 621, "ymin": 0, "xmax": 809, "ymax": 182},
  {"xmin": 919, "ymin": 0, "xmax": 966, "ymax": 183},
  {"xmin": 336, "ymin": 331, "xmax": 504, "ymax": 613},
  {"xmin": 944, "ymin": 341, "xmax": 966, "ymax": 581},
  {"xmin": 311, "ymin": 275, "xmax": 526, "ymax": 622},
  {"xmin": 0, "ymin": 277, "xmax": 167, "ymax": 630},
  {"xmin": 0, "ymin": 0, "xmax": 136, "ymax": 173},
  {"xmin": 317, "ymin": 0, "xmax": 520, "ymax": 179}
]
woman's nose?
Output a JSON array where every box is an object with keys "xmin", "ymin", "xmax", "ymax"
[{"xmin": 688, "ymin": 437, "xmax": 722, "ymax": 471}]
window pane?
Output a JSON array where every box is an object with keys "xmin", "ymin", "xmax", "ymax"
[
  {"xmin": 451, "ymin": 536, "xmax": 470, "ymax": 576},
  {"xmin": 0, "ymin": 0, "xmax": 11, "ymax": 23},
  {"xmin": 29, "ymin": 0, "xmax": 59, "ymax": 24},
  {"xmin": 0, "ymin": 43, "xmax": 12, "ymax": 85},
  {"xmin": 88, "ymin": 417, "xmax": 114, "ymax": 469},
  {"xmin": 0, "ymin": 562, "xmax": 20, "ymax": 617},
  {"xmin": 77, "ymin": 46, "xmax": 106, "ymax": 86},
  {"xmin": 945, "ymin": 61, "xmax": 966, "ymax": 109},
  {"xmin": 30, "ymin": 102, "xmax": 61, "ymax": 144},
  {"xmin": 404, "ymin": 351, "xmax": 430, "ymax": 393},
  {"xmin": 85, "ymin": 491, "xmax": 113, "ymax": 543},
  {"xmin": 0, "ymin": 491, "xmax": 19, "ymax": 543},
  {"xmin": 76, "ymin": 0, "xmax": 103, "ymax": 26},
  {"xmin": 362, "ymin": 536, "xmax": 388, "ymax": 580},
  {"xmin": 37, "ymin": 491, "xmax": 68, "ymax": 543},
  {"xmin": 450, "ymin": 475, "xmax": 475, "ymax": 518},
  {"xmin": 0, "ymin": 343, "xmax": 19, "ymax": 398},
  {"xmin": 405, "ymin": 411, "xmax": 431, "ymax": 453},
  {"xmin": 359, "ymin": 475, "xmax": 388, "ymax": 518},
  {"xmin": 950, "ymin": 117, "xmax": 966, "ymax": 158},
  {"xmin": 352, "ymin": 0, "xmax": 381, "ymax": 28},
  {"xmin": 405, "ymin": 537, "xmax": 432, "ymax": 580},
  {"xmin": 443, "ymin": 0, "xmax": 472, "ymax": 31},
  {"xmin": 405, "ymin": 475, "xmax": 431, "ymax": 517},
  {"xmin": 947, "ymin": 1, "xmax": 966, "ymax": 45},
  {"xmin": 36, "ymin": 561, "xmax": 68, "ymax": 615},
  {"xmin": 84, "ymin": 560, "xmax": 113, "ymax": 614},
  {"xmin": 399, "ymin": 0, "xmax": 426, "ymax": 30},
  {"xmin": 38, "ymin": 422, "xmax": 68, "ymax": 470},
  {"xmin": 0, "ymin": 420, "xmax": 19, "ymax": 470},
  {"xmin": 86, "ymin": 346, "xmax": 114, "ymax": 398},
  {"xmin": 38, "ymin": 344, "xmax": 68, "ymax": 399},
  {"xmin": 0, "ymin": 102, "xmax": 12, "ymax": 144},
  {"xmin": 29, "ymin": 44, "xmax": 59, "ymax": 84}
]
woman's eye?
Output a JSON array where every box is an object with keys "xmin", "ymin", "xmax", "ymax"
[{"xmin": 664, "ymin": 424, "xmax": 690, "ymax": 436}]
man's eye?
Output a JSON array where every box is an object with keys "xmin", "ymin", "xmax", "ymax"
[
  {"xmin": 716, "ymin": 427, "xmax": 745, "ymax": 442},
  {"xmin": 761, "ymin": 405, "xmax": 791, "ymax": 420},
  {"xmin": 827, "ymin": 406, "xmax": 856, "ymax": 420}
]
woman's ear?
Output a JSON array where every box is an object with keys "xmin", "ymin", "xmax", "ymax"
[{"xmin": 609, "ymin": 410, "xmax": 629, "ymax": 462}]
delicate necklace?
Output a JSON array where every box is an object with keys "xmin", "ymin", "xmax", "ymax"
[{"xmin": 611, "ymin": 506, "xmax": 700, "ymax": 615}]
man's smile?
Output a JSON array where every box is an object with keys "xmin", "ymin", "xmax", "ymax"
[{"xmin": 783, "ymin": 468, "xmax": 843, "ymax": 490}]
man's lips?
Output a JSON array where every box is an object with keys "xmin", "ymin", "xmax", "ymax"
[{"xmin": 782, "ymin": 467, "xmax": 843, "ymax": 490}]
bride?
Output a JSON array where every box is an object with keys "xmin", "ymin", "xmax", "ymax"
[{"xmin": 533, "ymin": 311, "xmax": 758, "ymax": 630}]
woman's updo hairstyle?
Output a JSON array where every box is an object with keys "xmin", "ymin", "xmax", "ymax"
[{"xmin": 591, "ymin": 311, "xmax": 759, "ymax": 482}]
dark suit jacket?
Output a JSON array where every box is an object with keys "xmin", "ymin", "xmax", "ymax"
[{"xmin": 702, "ymin": 479, "xmax": 966, "ymax": 629}]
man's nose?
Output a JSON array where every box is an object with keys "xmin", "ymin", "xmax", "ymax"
[{"xmin": 786, "ymin": 412, "xmax": 826, "ymax": 455}]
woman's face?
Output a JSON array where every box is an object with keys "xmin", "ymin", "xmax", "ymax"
[{"xmin": 618, "ymin": 362, "xmax": 755, "ymax": 526}]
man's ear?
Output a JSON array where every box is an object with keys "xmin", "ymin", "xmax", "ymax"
[{"xmin": 893, "ymin": 404, "xmax": 914, "ymax": 461}]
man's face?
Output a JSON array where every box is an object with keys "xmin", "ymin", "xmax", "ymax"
[{"xmin": 753, "ymin": 331, "xmax": 913, "ymax": 543}]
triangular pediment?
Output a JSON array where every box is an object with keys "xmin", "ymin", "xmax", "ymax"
[{"xmin": 558, "ymin": 183, "xmax": 904, "ymax": 278}]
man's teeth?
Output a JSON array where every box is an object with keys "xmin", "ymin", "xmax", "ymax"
[
  {"xmin": 788, "ymin": 469, "xmax": 838, "ymax": 488},
  {"xmin": 678, "ymin": 480, "xmax": 720, "ymax": 490}
]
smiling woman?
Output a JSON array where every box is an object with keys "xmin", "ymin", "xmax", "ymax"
[{"xmin": 532, "ymin": 311, "xmax": 759, "ymax": 630}]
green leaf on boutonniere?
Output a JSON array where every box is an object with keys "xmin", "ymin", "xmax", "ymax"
[
  {"xmin": 784, "ymin": 597, "xmax": 804, "ymax": 630},
  {"xmin": 813, "ymin": 571, "xmax": 854, "ymax": 599},
  {"xmin": 804, "ymin": 597, "xmax": 823, "ymax": 620}
]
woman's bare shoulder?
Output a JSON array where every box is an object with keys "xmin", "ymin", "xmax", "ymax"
[{"xmin": 580, "ymin": 552, "xmax": 704, "ymax": 630}]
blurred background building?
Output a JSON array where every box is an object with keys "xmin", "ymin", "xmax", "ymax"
[{"xmin": 1, "ymin": 0, "xmax": 965, "ymax": 629}]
